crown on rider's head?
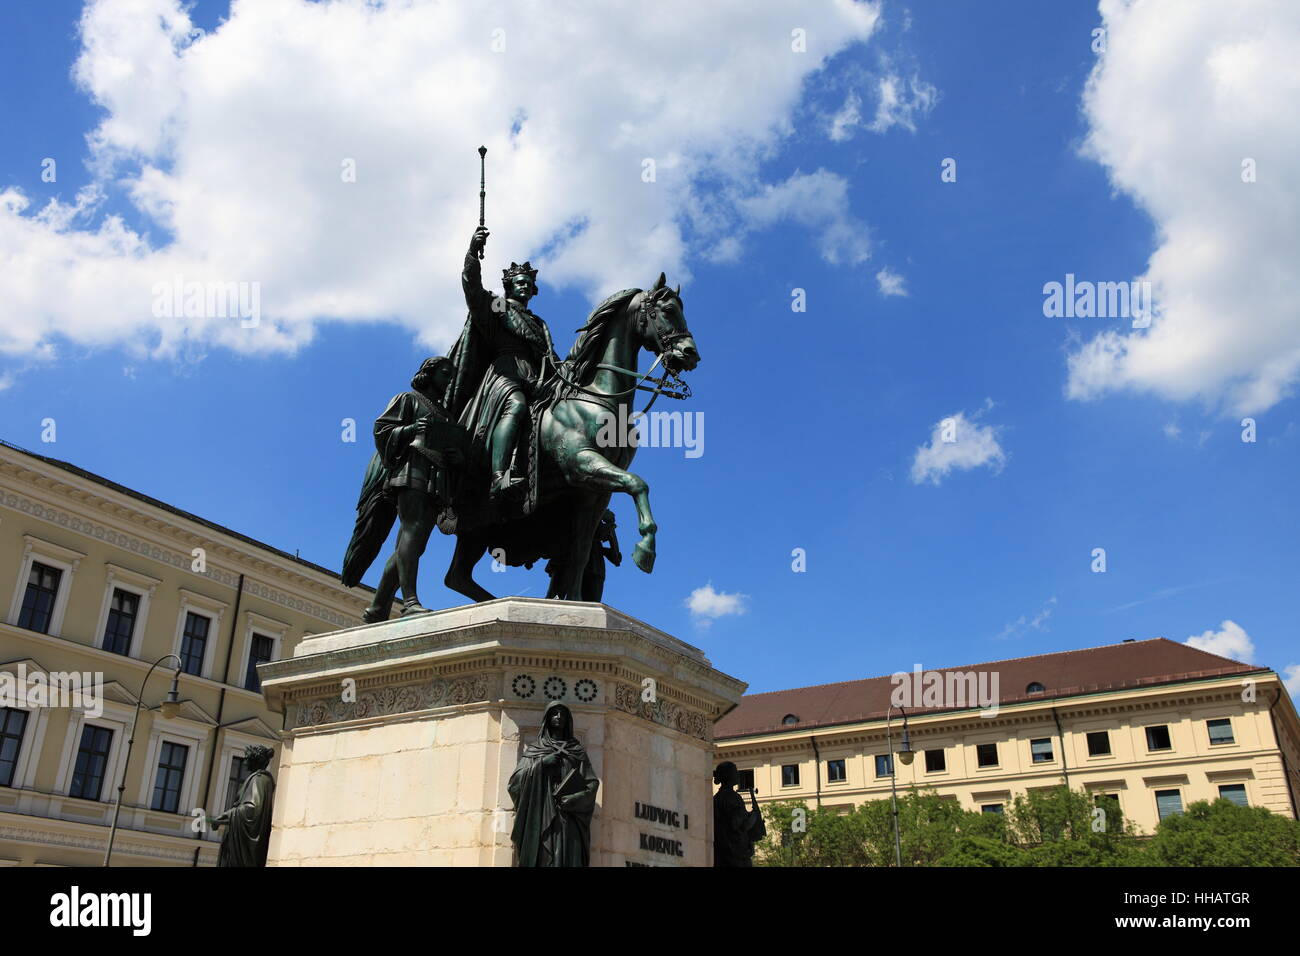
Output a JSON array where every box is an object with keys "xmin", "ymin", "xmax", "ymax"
[{"xmin": 502, "ymin": 261, "xmax": 538, "ymax": 282}]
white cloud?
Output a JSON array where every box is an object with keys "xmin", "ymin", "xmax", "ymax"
[
  {"xmin": 1283, "ymin": 663, "xmax": 1300, "ymax": 698},
  {"xmin": 876, "ymin": 266, "xmax": 907, "ymax": 296},
  {"xmin": 1186, "ymin": 619, "xmax": 1255, "ymax": 663},
  {"xmin": 910, "ymin": 401, "xmax": 1006, "ymax": 485},
  {"xmin": 828, "ymin": 90, "xmax": 863, "ymax": 142},
  {"xmin": 1068, "ymin": 0, "xmax": 1300, "ymax": 415},
  {"xmin": 868, "ymin": 72, "xmax": 938, "ymax": 133},
  {"xmin": 827, "ymin": 69, "xmax": 937, "ymax": 141},
  {"xmin": 1162, "ymin": 422, "xmax": 1181, "ymax": 439},
  {"xmin": 995, "ymin": 596, "xmax": 1057, "ymax": 640},
  {"xmin": 730, "ymin": 169, "xmax": 872, "ymax": 266},
  {"xmin": 684, "ymin": 583, "xmax": 749, "ymax": 624},
  {"xmin": 0, "ymin": 0, "xmax": 883, "ymax": 362}
]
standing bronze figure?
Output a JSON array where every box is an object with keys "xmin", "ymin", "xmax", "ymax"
[
  {"xmin": 342, "ymin": 356, "xmax": 464, "ymax": 621},
  {"xmin": 210, "ymin": 745, "xmax": 276, "ymax": 868},
  {"xmin": 546, "ymin": 508, "xmax": 620, "ymax": 601},
  {"xmin": 508, "ymin": 701, "xmax": 600, "ymax": 867},
  {"xmin": 713, "ymin": 761, "xmax": 766, "ymax": 867}
]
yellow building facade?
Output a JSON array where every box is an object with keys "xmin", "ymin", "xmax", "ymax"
[
  {"xmin": 0, "ymin": 440, "xmax": 383, "ymax": 866},
  {"xmin": 715, "ymin": 641, "xmax": 1300, "ymax": 835}
]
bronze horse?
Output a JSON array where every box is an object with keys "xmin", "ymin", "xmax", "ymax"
[{"xmin": 442, "ymin": 273, "xmax": 698, "ymax": 602}]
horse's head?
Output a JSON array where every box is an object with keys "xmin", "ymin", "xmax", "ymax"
[{"xmin": 638, "ymin": 272, "xmax": 699, "ymax": 374}]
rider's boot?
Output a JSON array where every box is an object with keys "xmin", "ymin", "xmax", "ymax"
[{"xmin": 489, "ymin": 411, "xmax": 527, "ymax": 501}]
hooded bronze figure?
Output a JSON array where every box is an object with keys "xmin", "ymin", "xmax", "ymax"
[{"xmin": 507, "ymin": 701, "xmax": 600, "ymax": 866}]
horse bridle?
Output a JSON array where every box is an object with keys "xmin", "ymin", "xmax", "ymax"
[{"xmin": 550, "ymin": 289, "xmax": 693, "ymax": 414}]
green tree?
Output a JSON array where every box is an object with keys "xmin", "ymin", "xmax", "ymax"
[
  {"xmin": 1145, "ymin": 798, "xmax": 1300, "ymax": 866},
  {"xmin": 939, "ymin": 835, "xmax": 1029, "ymax": 867},
  {"xmin": 756, "ymin": 789, "xmax": 1009, "ymax": 867},
  {"xmin": 1002, "ymin": 785, "xmax": 1143, "ymax": 866}
]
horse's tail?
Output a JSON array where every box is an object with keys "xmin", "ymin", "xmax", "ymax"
[{"xmin": 341, "ymin": 451, "xmax": 397, "ymax": 588}]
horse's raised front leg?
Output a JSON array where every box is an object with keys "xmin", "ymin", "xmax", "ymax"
[{"xmin": 568, "ymin": 448, "xmax": 657, "ymax": 573}]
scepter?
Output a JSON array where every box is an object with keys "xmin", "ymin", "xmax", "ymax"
[{"xmin": 477, "ymin": 145, "xmax": 487, "ymax": 260}]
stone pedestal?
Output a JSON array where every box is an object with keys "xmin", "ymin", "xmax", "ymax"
[{"xmin": 257, "ymin": 598, "xmax": 746, "ymax": 867}]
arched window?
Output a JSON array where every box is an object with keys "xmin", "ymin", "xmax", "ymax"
[
  {"xmin": 782, "ymin": 714, "xmax": 800, "ymax": 726},
  {"xmin": 1026, "ymin": 681, "xmax": 1045, "ymax": 694}
]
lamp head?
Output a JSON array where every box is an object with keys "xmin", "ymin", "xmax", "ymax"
[{"xmin": 159, "ymin": 669, "xmax": 182, "ymax": 719}]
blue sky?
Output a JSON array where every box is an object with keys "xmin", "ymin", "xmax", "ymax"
[{"xmin": 1, "ymin": 0, "xmax": 1296, "ymax": 695}]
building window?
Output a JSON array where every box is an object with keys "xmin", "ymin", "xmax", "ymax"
[
  {"xmin": 874, "ymin": 754, "xmax": 893, "ymax": 778},
  {"xmin": 1030, "ymin": 738, "xmax": 1054, "ymax": 763},
  {"xmin": 1086, "ymin": 730, "xmax": 1111, "ymax": 756},
  {"xmin": 69, "ymin": 725, "xmax": 114, "ymax": 801},
  {"xmin": 1155, "ymin": 789, "xmax": 1183, "ymax": 821},
  {"xmin": 179, "ymin": 612, "xmax": 211, "ymax": 676},
  {"xmin": 976, "ymin": 743, "xmax": 999, "ymax": 767},
  {"xmin": 981, "ymin": 803, "xmax": 1003, "ymax": 814},
  {"xmin": 781, "ymin": 764, "xmax": 800, "ymax": 787},
  {"xmin": 736, "ymin": 768, "xmax": 754, "ymax": 792},
  {"xmin": 1145, "ymin": 725, "xmax": 1172, "ymax": 752},
  {"xmin": 1217, "ymin": 783, "xmax": 1247, "ymax": 807},
  {"xmin": 826, "ymin": 759, "xmax": 846, "ymax": 783},
  {"xmin": 0, "ymin": 707, "xmax": 30, "ymax": 788},
  {"xmin": 151, "ymin": 741, "xmax": 190, "ymax": 813},
  {"xmin": 1025, "ymin": 681, "xmax": 1045, "ymax": 694},
  {"xmin": 245, "ymin": 633, "xmax": 275, "ymax": 692},
  {"xmin": 101, "ymin": 588, "xmax": 140, "ymax": 656},
  {"xmin": 1206, "ymin": 718, "xmax": 1235, "ymax": 746},
  {"xmin": 1094, "ymin": 792, "xmax": 1121, "ymax": 832},
  {"xmin": 781, "ymin": 714, "xmax": 799, "ymax": 726},
  {"xmin": 924, "ymin": 748, "xmax": 945, "ymax": 772},
  {"xmin": 17, "ymin": 562, "xmax": 62, "ymax": 633},
  {"xmin": 225, "ymin": 755, "xmax": 248, "ymax": 810}
]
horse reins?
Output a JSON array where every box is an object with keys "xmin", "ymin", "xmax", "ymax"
[{"xmin": 545, "ymin": 290, "xmax": 693, "ymax": 415}]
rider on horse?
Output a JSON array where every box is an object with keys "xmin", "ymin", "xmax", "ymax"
[{"xmin": 446, "ymin": 225, "xmax": 561, "ymax": 503}]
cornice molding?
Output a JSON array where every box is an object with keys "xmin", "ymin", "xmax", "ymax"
[{"xmin": 1, "ymin": 476, "xmax": 363, "ymax": 628}]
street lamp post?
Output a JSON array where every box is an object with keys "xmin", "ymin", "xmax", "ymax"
[
  {"xmin": 103, "ymin": 654, "xmax": 183, "ymax": 867},
  {"xmin": 886, "ymin": 704, "xmax": 914, "ymax": 867}
]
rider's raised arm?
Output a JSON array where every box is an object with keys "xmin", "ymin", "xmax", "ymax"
[{"xmin": 463, "ymin": 230, "xmax": 496, "ymax": 321}]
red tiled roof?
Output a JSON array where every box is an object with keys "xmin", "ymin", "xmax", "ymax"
[{"xmin": 715, "ymin": 638, "xmax": 1266, "ymax": 739}]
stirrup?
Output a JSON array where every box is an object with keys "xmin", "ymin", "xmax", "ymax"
[{"xmin": 490, "ymin": 471, "xmax": 525, "ymax": 500}]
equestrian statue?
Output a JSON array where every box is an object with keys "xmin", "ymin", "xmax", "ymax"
[{"xmin": 343, "ymin": 147, "xmax": 699, "ymax": 615}]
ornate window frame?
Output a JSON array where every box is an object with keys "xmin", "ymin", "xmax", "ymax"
[
  {"xmin": 54, "ymin": 699, "xmax": 135, "ymax": 804},
  {"xmin": 92, "ymin": 562, "xmax": 162, "ymax": 658},
  {"xmin": 237, "ymin": 611, "xmax": 287, "ymax": 693},
  {"xmin": 136, "ymin": 715, "xmax": 209, "ymax": 817},
  {"xmin": 7, "ymin": 534, "xmax": 85, "ymax": 637},
  {"xmin": 170, "ymin": 588, "xmax": 229, "ymax": 681},
  {"xmin": 0, "ymin": 664, "xmax": 54, "ymax": 792}
]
